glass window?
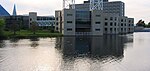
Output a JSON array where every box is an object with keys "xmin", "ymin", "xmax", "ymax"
[
  {"xmin": 105, "ymin": 22, "xmax": 108, "ymax": 26},
  {"xmin": 110, "ymin": 17, "xmax": 113, "ymax": 20},
  {"xmin": 67, "ymin": 28, "xmax": 72, "ymax": 31},
  {"xmin": 95, "ymin": 22, "xmax": 101, "ymax": 24},
  {"xmin": 110, "ymin": 22, "xmax": 113, "ymax": 26},
  {"xmin": 67, "ymin": 21, "xmax": 72, "ymax": 23},
  {"xmin": 67, "ymin": 14, "xmax": 73, "ymax": 16},
  {"xmin": 95, "ymin": 29, "xmax": 100, "ymax": 31},
  {"xmin": 96, "ymin": 15, "xmax": 101, "ymax": 17}
]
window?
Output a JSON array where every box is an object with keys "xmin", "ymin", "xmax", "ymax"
[
  {"xmin": 124, "ymin": 24, "xmax": 126, "ymax": 26},
  {"xmin": 114, "ymin": 28, "xmax": 116, "ymax": 32},
  {"xmin": 110, "ymin": 22, "xmax": 113, "ymax": 26},
  {"xmin": 110, "ymin": 28, "xmax": 113, "ymax": 32},
  {"xmin": 95, "ymin": 22, "xmax": 101, "ymax": 24},
  {"xmin": 56, "ymin": 17, "xmax": 58, "ymax": 20},
  {"xmin": 95, "ymin": 29, "xmax": 100, "ymax": 31},
  {"xmin": 110, "ymin": 17, "xmax": 113, "ymax": 20},
  {"xmin": 124, "ymin": 28, "xmax": 126, "ymax": 31},
  {"xmin": 30, "ymin": 18, "xmax": 32, "ymax": 21},
  {"xmin": 105, "ymin": 18, "xmax": 108, "ymax": 20},
  {"xmin": 114, "ymin": 22, "xmax": 117, "ymax": 26},
  {"xmin": 56, "ymin": 27, "xmax": 58, "ymax": 30},
  {"xmin": 115, "ymin": 17, "xmax": 117, "ymax": 21},
  {"xmin": 96, "ymin": 15, "xmax": 101, "ymax": 17},
  {"xmin": 105, "ymin": 22, "xmax": 108, "ymax": 26},
  {"xmin": 67, "ymin": 14, "xmax": 73, "ymax": 16},
  {"xmin": 129, "ymin": 20, "xmax": 131, "ymax": 23},
  {"xmin": 105, "ymin": 28, "xmax": 107, "ymax": 31},
  {"xmin": 121, "ymin": 19, "xmax": 123, "ymax": 22},
  {"xmin": 67, "ymin": 21, "xmax": 72, "ymax": 23},
  {"xmin": 67, "ymin": 28, "xmax": 72, "ymax": 31},
  {"xmin": 121, "ymin": 23, "xmax": 123, "ymax": 26},
  {"xmin": 121, "ymin": 28, "xmax": 123, "ymax": 31},
  {"xmin": 56, "ymin": 22, "xmax": 58, "ymax": 25}
]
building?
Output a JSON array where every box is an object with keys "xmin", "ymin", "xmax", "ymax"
[
  {"xmin": 55, "ymin": 0, "xmax": 134, "ymax": 36},
  {"xmin": 29, "ymin": 12, "xmax": 55, "ymax": 29},
  {"xmin": 0, "ymin": 5, "xmax": 55, "ymax": 30},
  {"xmin": 1, "ymin": 12, "xmax": 55, "ymax": 29}
]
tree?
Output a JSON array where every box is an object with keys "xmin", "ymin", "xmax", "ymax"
[
  {"xmin": 31, "ymin": 21, "xmax": 38, "ymax": 35},
  {"xmin": 11, "ymin": 22, "xmax": 19, "ymax": 35},
  {"xmin": 147, "ymin": 22, "xmax": 150, "ymax": 28},
  {"xmin": 136, "ymin": 20, "xmax": 146, "ymax": 27},
  {"xmin": 0, "ymin": 19, "xmax": 5, "ymax": 36}
]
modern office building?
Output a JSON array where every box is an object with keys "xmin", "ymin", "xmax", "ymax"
[
  {"xmin": 1, "ymin": 12, "xmax": 55, "ymax": 29},
  {"xmin": 55, "ymin": 0, "xmax": 134, "ymax": 36},
  {"xmin": 0, "ymin": 5, "xmax": 55, "ymax": 30},
  {"xmin": 0, "ymin": 5, "xmax": 10, "ymax": 16},
  {"xmin": 29, "ymin": 12, "xmax": 55, "ymax": 29}
]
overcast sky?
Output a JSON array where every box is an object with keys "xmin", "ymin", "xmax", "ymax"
[{"xmin": 0, "ymin": 0, "xmax": 150, "ymax": 23}]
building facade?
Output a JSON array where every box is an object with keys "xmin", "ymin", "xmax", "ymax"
[{"xmin": 55, "ymin": 0, "xmax": 134, "ymax": 36}]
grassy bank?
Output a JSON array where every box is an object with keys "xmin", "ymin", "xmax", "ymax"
[{"xmin": 2, "ymin": 30, "xmax": 63, "ymax": 38}]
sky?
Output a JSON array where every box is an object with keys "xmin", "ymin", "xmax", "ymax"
[{"xmin": 0, "ymin": 0, "xmax": 150, "ymax": 24}]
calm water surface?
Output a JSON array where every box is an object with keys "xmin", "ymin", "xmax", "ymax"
[{"xmin": 0, "ymin": 32, "xmax": 150, "ymax": 71}]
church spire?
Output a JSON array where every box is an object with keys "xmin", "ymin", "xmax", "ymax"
[{"xmin": 13, "ymin": 4, "xmax": 17, "ymax": 16}]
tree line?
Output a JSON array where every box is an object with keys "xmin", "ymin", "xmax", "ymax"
[
  {"xmin": 136, "ymin": 19, "xmax": 150, "ymax": 28},
  {"xmin": 0, "ymin": 18, "xmax": 39, "ymax": 36}
]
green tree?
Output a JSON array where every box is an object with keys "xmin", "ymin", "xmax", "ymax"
[
  {"xmin": 0, "ymin": 19, "xmax": 5, "ymax": 36},
  {"xmin": 31, "ymin": 21, "xmax": 38, "ymax": 35},
  {"xmin": 147, "ymin": 22, "xmax": 150, "ymax": 28},
  {"xmin": 136, "ymin": 20, "xmax": 146, "ymax": 27},
  {"xmin": 11, "ymin": 22, "xmax": 19, "ymax": 35}
]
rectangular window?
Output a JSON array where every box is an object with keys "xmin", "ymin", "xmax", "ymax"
[
  {"xmin": 95, "ymin": 22, "xmax": 101, "ymax": 24},
  {"xmin": 105, "ymin": 28, "xmax": 107, "ymax": 31},
  {"xmin": 110, "ymin": 28, "xmax": 113, "ymax": 32},
  {"xmin": 105, "ymin": 18, "xmax": 108, "ymax": 20},
  {"xmin": 96, "ymin": 15, "xmax": 101, "ymax": 17},
  {"xmin": 67, "ymin": 28, "xmax": 72, "ymax": 31},
  {"xmin": 114, "ymin": 22, "xmax": 117, "ymax": 26},
  {"xmin": 129, "ymin": 20, "xmax": 131, "ymax": 23},
  {"xmin": 115, "ymin": 17, "xmax": 117, "ymax": 21},
  {"xmin": 110, "ymin": 17, "xmax": 113, "ymax": 20},
  {"xmin": 121, "ymin": 23, "xmax": 123, "ymax": 26},
  {"xmin": 67, "ymin": 14, "xmax": 73, "ymax": 16},
  {"xmin": 95, "ymin": 29, "xmax": 100, "ymax": 31},
  {"xmin": 56, "ymin": 17, "xmax": 58, "ymax": 21},
  {"xmin": 105, "ymin": 22, "xmax": 108, "ymax": 26},
  {"xmin": 67, "ymin": 21, "xmax": 73, "ymax": 23},
  {"xmin": 121, "ymin": 19, "xmax": 123, "ymax": 22},
  {"xmin": 110, "ymin": 22, "xmax": 113, "ymax": 26},
  {"xmin": 56, "ymin": 22, "xmax": 58, "ymax": 25}
]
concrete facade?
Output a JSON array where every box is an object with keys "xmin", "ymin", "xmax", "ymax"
[{"xmin": 55, "ymin": 0, "xmax": 134, "ymax": 36}]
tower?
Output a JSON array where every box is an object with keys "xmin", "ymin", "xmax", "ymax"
[
  {"xmin": 90, "ymin": 0, "xmax": 103, "ymax": 10},
  {"xmin": 13, "ymin": 4, "xmax": 17, "ymax": 16},
  {"xmin": 63, "ymin": 0, "xmax": 75, "ymax": 9}
]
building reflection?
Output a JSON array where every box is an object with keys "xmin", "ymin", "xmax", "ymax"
[
  {"xmin": 30, "ymin": 38, "xmax": 39, "ymax": 48},
  {"xmin": 56, "ymin": 35, "xmax": 133, "ymax": 58}
]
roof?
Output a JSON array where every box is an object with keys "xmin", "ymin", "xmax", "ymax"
[{"xmin": 0, "ymin": 5, "xmax": 10, "ymax": 16}]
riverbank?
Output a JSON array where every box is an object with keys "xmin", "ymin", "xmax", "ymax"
[{"xmin": 0, "ymin": 30, "xmax": 63, "ymax": 39}]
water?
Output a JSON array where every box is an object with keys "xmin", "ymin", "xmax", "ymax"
[{"xmin": 0, "ymin": 32, "xmax": 150, "ymax": 71}]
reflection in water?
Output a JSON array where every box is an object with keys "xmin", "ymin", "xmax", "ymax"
[
  {"xmin": 56, "ymin": 35, "xmax": 131, "ymax": 58},
  {"xmin": 30, "ymin": 38, "xmax": 39, "ymax": 48},
  {"xmin": 9, "ymin": 38, "xmax": 20, "ymax": 47},
  {"xmin": 55, "ymin": 35, "xmax": 133, "ymax": 71},
  {"xmin": 0, "ymin": 35, "xmax": 136, "ymax": 71},
  {"xmin": 0, "ymin": 40, "xmax": 5, "ymax": 48}
]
